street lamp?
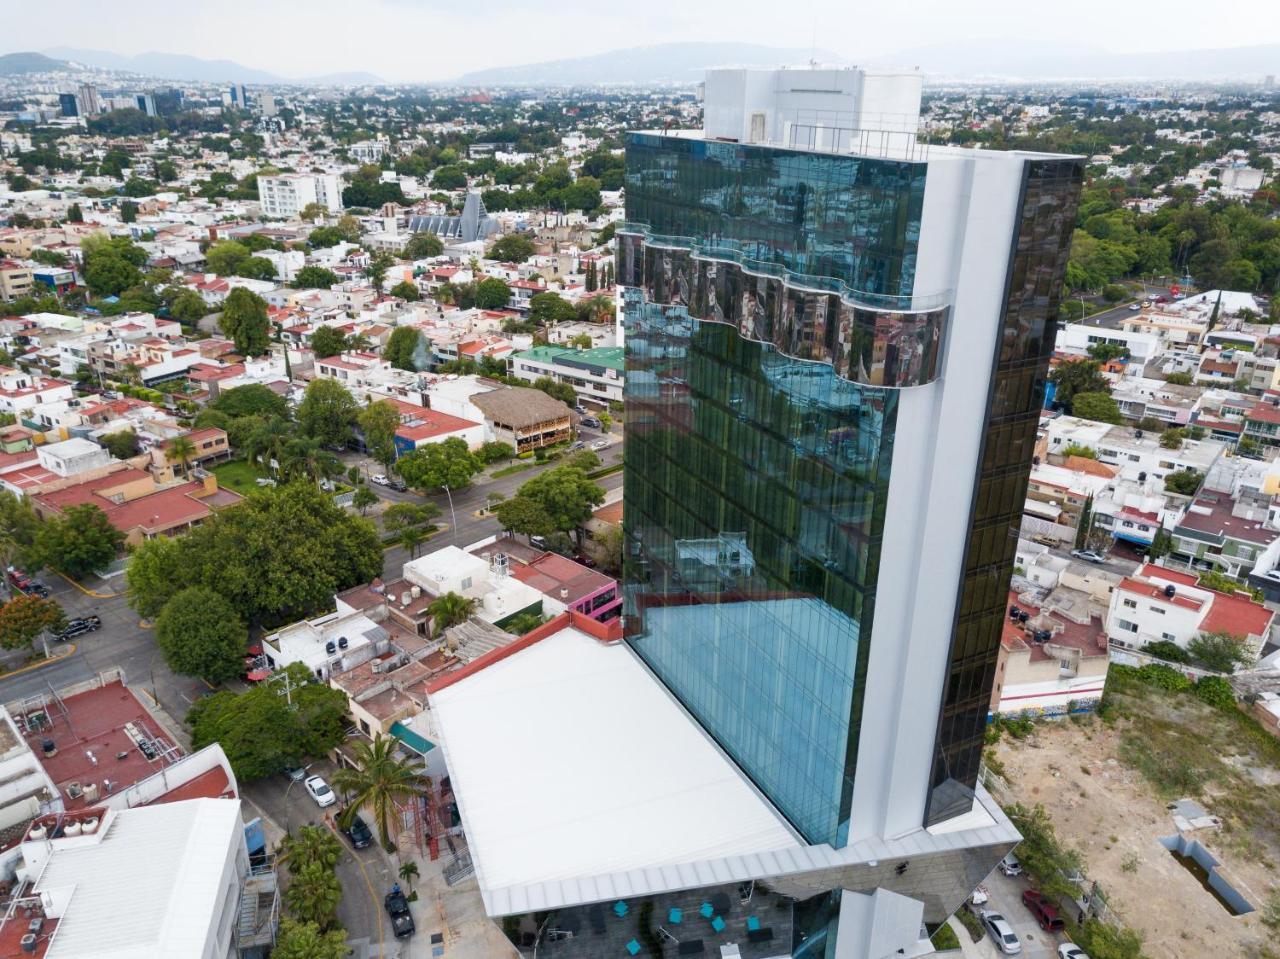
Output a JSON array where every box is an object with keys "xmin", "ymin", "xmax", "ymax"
[{"xmin": 442, "ymin": 484, "xmax": 458, "ymax": 545}]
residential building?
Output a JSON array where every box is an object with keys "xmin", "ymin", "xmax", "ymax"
[
  {"xmin": 0, "ymin": 260, "xmax": 34, "ymax": 301},
  {"xmin": 1171, "ymin": 488, "xmax": 1280, "ymax": 577},
  {"xmin": 1106, "ymin": 562, "xmax": 1275, "ymax": 661},
  {"xmin": 36, "ymin": 437, "xmax": 112, "ymax": 477},
  {"xmin": 435, "ymin": 64, "xmax": 1084, "ymax": 958},
  {"xmin": 469, "ymin": 386, "xmax": 573, "ymax": 452},
  {"xmin": 30, "ymin": 466, "xmax": 243, "ymax": 545},
  {"xmin": 1243, "ymin": 390, "xmax": 1280, "ymax": 448},
  {"xmin": 1043, "ymin": 415, "xmax": 1224, "ymax": 484},
  {"xmin": 509, "ymin": 344, "xmax": 624, "ymax": 404},
  {"xmin": 994, "ymin": 589, "xmax": 1109, "ymax": 717},
  {"xmin": 1055, "ymin": 323, "xmax": 1160, "ymax": 365},
  {"xmin": 257, "ymin": 173, "xmax": 343, "ymax": 218}
]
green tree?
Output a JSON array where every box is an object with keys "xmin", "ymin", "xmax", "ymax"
[
  {"xmin": 0, "ymin": 595, "xmax": 66, "ymax": 649},
  {"xmin": 332, "ymin": 734, "xmax": 427, "ymax": 851},
  {"xmin": 307, "ymin": 227, "xmax": 347, "ymax": 249},
  {"xmin": 399, "ymin": 525, "xmax": 425, "ymax": 559},
  {"xmin": 31, "ymin": 504, "xmax": 124, "ymax": 579},
  {"xmin": 351, "ymin": 485, "xmax": 378, "ymax": 514},
  {"xmin": 476, "ymin": 441, "xmax": 514, "ymax": 464},
  {"xmin": 281, "ymin": 824, "xmax": 342, "ymax": 874},
  {"xmin": 272, "ymin": 919, "xmax": 348, "ymax": 959},
  {"xmin": 402, "ymin": 232, "xmax": 443, "ymax": 260},
  {"xmin": 396, "ymin": 437, "xmax": 481, "ymax": 492},
  {"xmin": 82, "ymin": 237, "xmax": 143, "ymax": 296},
  {"xmin": 237, "ymin": 256, "xmax": 277, "ymax": 281},
  {"xmin": 1164, "ymin": 470, "xmax": 1203, "ymax": 496},
  {"xmin": 213, "ymin": 383, "xmax": 289, "ymax": 419},
  {"xmin": 100, "ymin": 429, "xmax": 140, "ymax": 459},
  {"xmin": 493, "ymin": 494, "xmax": 557, "ymax": 541},
  {"xmin": 167, "ymin": 435, "xmax": 197, "ymax": 477},
  {"xmin": 169, "ymin": 288, "xmax": 208, "ymax": 323},
  {"xmin": 218, "ymin": 287, "xmax": 271, "ymax": 356},
  {"xmin": 188, "ymin": 663, "xmax": 350, "ymax": 779},
  {"xmin": 1186, "ymin": 632, "xmax": 1252, "ymax": 673},
  {"xmin": 119, "ymin": 201, "xmax": 137, "ymax": 224},
  {"xmin": 299, "ymin": 202, "xmax": 329, "ymax": 222},
  {"xmin": 285, "ymin": 861, "xmax": 342, "ymax": 929},
  {"xmin": 428, "ymin": 591, "xmax": 477, "ymax": 635},
  {"xmin": 205, "ymin": 240, "xmax": 251, "ymax": 276},
  {"xmin": 155, "ymin": 586, "xmax": 248, "ymax": 683},
  {"xmin": 366, "ymin": 252, "xmax": 394, "ymax": 291},
  {"xmin": 518, "ymin": 464, "xmax": 605, "ymax": 540},
  {"xmin": 66, "ymin": 202, "xmax": 83, "ymax": 223},
  {"xmin": 398, "ymin": 861, "xmax": 420, "ymax": 890},
  {"xmin": 357, "ymin": 400, "xmax": 400, "ymax": 467},
  {"xmin": 1050, "ymin": 359, "xmax": 1110, "ymax": 407},
  {"xmin": 1160, "ymin": 427, "xmax": 1186, "ymax": 450},
  {"xmin": 1193, "ymin": 675, "xmax": 1237, "ymax": 710},
  {"xmin": 1164, "ymin": 371, "xmax": 1193, "ymax": 386},
  {"xmin": 527, "ymin": 292, "xmax": 578, "ymax": 327},
  {"xmin": 488, "ymin": 234, "xmax": 536, "ymax": 263},
  {"xmin": 298, "ymin": 378, "xmax": 358, "ymax": 448},
  {"xmin": 308, "ymin": 325, "xmax": 349, "ymax": 360},
  {"xmin": 383, "ymin": 326, "xmax": 423, "ymax": 371},
  {"xmin": 1074, "ymin": 495, "xmax": 1093, "ymax": 550},
  {"xmin": 1071, "ymin": 391, "xmax": 1122, "ymax": 425},
  {"xmin": 532, "ymin": 375, "xmax": 577, "ymax": 407},
  {"xmin": 474, "ymin": 277, "xmax": 511, "ymax": 309},
  {"xmin": 293, "ymin": 266, "xmax": 341, "ymax": 289},
  {"xmin": 1087, "ymin": 342, "xmax": 1130, "ymax": 363},
  {"xmin": 382, "ymin": 502, "xmax": 440, "ymax": 533},
  {"xmin": 125, "ymin": 535, "xmax": 183, "ymax": 620},
  {"xmin": 389, "ymin": 280, "xmax": 420, "ymax": 301}
]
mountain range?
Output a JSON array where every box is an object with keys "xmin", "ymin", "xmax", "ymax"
[
  {"xmin": 0, "ymin": 51, "xmax": 71, "ymax": 75},
  {"xmin": 455, "ymin": 39, "xmax": 1280, "ymax": 86},
  {"xmin": 36, "ymin": 47, "xmax": 382, "ymax": 85}
]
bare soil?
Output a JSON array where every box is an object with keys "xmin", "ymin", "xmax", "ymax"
[{"xmin": 991, "ymin": 693, "xmax": 1280, "ymax": 959}]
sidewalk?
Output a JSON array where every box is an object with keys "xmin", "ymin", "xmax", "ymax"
[{"xmin": 948, "ymin": 915, "xmax": 999, "ymax": 959}]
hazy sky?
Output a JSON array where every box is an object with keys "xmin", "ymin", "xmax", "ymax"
[{"xmin": 6, "ymin": 0, "xmax": 1280, "ymax": 82}]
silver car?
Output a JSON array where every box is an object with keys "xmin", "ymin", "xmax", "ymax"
[
  {"xmin": 981, "ymin": 911, "xmax": 1022, "ymax": 955},
  {"xmin": 1059, "ymin": 946, "xmax": 1090, "ymax": 959}
]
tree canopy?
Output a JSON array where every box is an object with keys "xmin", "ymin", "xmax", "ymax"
[
  {"xmin": 402, "ymin": 232, "xmax": 443, "ymax": 260},
  {"xmin": 0, "ymin": 595, "xmax": 65, "ymax": 649},
  {"xmin": 1050, "ymin": 359, "xmax": 1110, "ymax": 407},
  {"xmin": 297, "ymin": 378, "xmax": 358, "ymax": 448},
  {"xmin": 155, "ymin": 586, "xmax": 249, "ymax": 683},
  {"xmin": 357, "ymin": 401, "xmax": 400, "ymax": 467},
  {"xmin": 213, "ymin": 383, "xmax": 290, "ymax": 419},
  {"xmin": 308, "ymin": 325, "xmax": 349, "ymax": 360},
  {"xmin": 1071, "ymin": 391, "xmax": 1123, "ymax": 424},
  {"xmin": 218, "ymin": 287, "xmax": 271, "ymax": 356},
  {"xmin": 383, "ymin": 326, "xmax": 423, "ymax": 371},
  {"xmin": 488, "ymin": 234, "xmax": 536, "ymax": 263},
  {"xmin": 125, "ymin": 483, "xmax": 381, "ymax": 627},
  {"xmin": 188, "ymin": 664, "xmax": 349, "ymax": 779},
  {"xmin": 31, "ymin": 504, "xmax": 124, "ymax": 579},
  {"xmin": 293, "ymin": 266, "xmax": 340, "ymax": 290},
  {"xmin": 474, "ymin": 277, "xmax": 511, "ymax": 310},
  {"xmin": 396, "ymin": 437, "xmax": 481, "ymax": 492}
]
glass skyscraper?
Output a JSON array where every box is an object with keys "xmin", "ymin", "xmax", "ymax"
[{"xmin": 620, "ymin": 72, "xmax": 1082, "ymax": 850}]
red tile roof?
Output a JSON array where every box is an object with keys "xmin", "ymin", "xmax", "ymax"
[
  {"xmin": 34, "ymin": 469, "xmax": 241, "ymax": 535},
  {"xmin": 1117, "ymin": 576, "xmax": 1204, "ymax": 611},
  {"xmin": 1201, "ymin": 591, "xmax": 1274, "ymax": 638},
  {"xmin": 395, "ymin": 407, "xmax": 480, "ymax": 442}
]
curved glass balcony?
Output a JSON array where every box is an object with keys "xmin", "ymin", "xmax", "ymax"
[{"xmin": 619, "ymin": 228, "xmax": 951, "ymax": 389}]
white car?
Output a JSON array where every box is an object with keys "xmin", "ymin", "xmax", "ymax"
[
  {"xmin": 371, "ymin": 474, "xmax": 390, "ymax": 487},
  {"xmin": 305, "ymin": 775, "xmax": 336, "ymax": 808},
  {"xmin": 590, "ymin": 439, "xmax": 610, "ymax": 451},
  {"xmin": 980, "ymin": 911, "xmax": 1022, "ymax": 956},
  {"xmin": 998, "ymin": 853, "xmax": 1023, "ymax": 876},
  {"xmin": 1058, "ymin": 946, "xmax": 1090, "ymax": 959}
]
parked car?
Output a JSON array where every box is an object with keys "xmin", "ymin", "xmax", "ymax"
[
  {"xmin": 572, "ymin": 553, "xmax": 597, "ymax": 569},
  {"xmin": 980, "ymin": 911, "xmax": 1023, "ymax": 956},
  {"xmin": 7, "ymin": 568, "xmax": 50, "ymax": 598},
  {"xmin": 341, "ymin": 812, "xmax": 373, "ymax": 849},
  {"xmin": 1022, "ymin": 890, "xmax": 1066, "ymax": 933},
  {"xmin": 384, "ymin": 885, "xmax": 415, "ymax": 938},
  {"xmin": 371, "ymin": 473, "xmax": 390, "ymax": 486},
  {"xmin": 580, "ymin": 416, "xmax": 602, "ymax": 429},
  {"xmin": 1128, "ymin": 303, "xmax": 1142, "ymax": 311},
  {"xmin": 304, "ymin": 774, "xmax": 336, "ymax": 807},
  {"xmin": 590, "ymin": 439, "xmax": 610, "ymax": 451},
  {"xmin": 1070, "ymin": 549, "xmax": 1106, "ymax": 564},
  {"xmin": 54, "ymin": 616, "xmax": 101, "ymax": 642},
  {"xmin": 998, "ymin": 853, "xmax": 1023, "ymax": 877},
  {"xmin": 569, "ymin": 441, "xmax": 586, "ymax": 451},
  {"xmin": 1058, "ymin": 945, "xmax": 1090, "ymax": 959},
  {"xmin": 284, "ymin": 766, "xmax": 307, "ymax": 783}
]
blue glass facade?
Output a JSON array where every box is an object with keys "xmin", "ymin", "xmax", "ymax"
[{"xmin": 621, "ymin": 134, "xmax": 926, "ymax": 846}]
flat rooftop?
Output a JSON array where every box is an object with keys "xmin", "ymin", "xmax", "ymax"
[
  {"xmin": 14, "ymin": 681, "xmax": 183, "ymax": 811},
  {"xmin": 429, "ymin": 624, "xmax": 801, "ymax": 911}
]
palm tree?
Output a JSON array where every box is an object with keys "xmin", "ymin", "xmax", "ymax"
[
  {"xmin": 279, "ymin": 825, "xmax": 341, "ymax": 874},
  {"xmin": 167, "ymin": 435, "xmax": 196, "ymax": 478},
  {"xmin": 284, "ymin": 860, "xmax": 342, "ymax": 928},
  {"xmin": 427, "ymin": 591, "xmax": 477, "ymax": 637},
  {"xmin": 398, "ymin": 860, "xmax": 419, "ymax": 890},
  {"xmin": 332, "ymin": 735, "xmax": 427, "ymax": 852},
  {"xmin": 245, "ymin": 417, "xmax": 290, "ymax": 478}
]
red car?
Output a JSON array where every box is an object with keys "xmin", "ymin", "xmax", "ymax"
[{"xmin": 1021, "ymin": 890, "xmax": 1065, "ymax": 933}]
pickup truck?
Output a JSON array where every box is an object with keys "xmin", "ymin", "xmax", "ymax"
[{"xmin": 384, "ymin": 886, "xmax": 415, "ymax": 938}]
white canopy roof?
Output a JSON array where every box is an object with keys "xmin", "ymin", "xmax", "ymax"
[{"xmin": 430, "ymin": 625, "xmax": 802, "ymax": 901}]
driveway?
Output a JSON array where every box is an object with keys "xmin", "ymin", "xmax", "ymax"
[{"xmin": 980, "ymin": 865, "xmax": 1067, "ymax": 959}]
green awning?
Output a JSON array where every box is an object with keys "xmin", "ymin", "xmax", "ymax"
[{"xmin": 390, "ymin": 721, "xmax": 435, "ymax": 756}]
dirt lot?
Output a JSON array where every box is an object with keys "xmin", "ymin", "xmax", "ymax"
[{"xmin": 990, "ymin": 672, "xmax": 1280, "ymax": 959}]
